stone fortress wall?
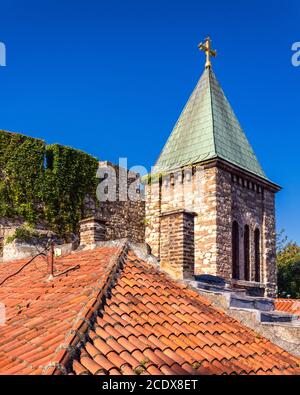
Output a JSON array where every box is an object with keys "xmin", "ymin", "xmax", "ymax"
[{"xmin": 0, "ymin": 161, "xmax": 145, "ymax": 262}]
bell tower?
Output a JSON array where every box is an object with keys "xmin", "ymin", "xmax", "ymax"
[{"xmin": 145, "ymin": 38, "xmax": 281, "ymax": 297}]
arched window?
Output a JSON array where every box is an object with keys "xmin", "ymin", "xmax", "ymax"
[
  {"xmin": 254, "ymin": 228, "xmax": 260, "ymax": 282},
  {"xmin": 244, "ymin": 225, "xmax": 250, "ymax": 281},
  {"xmin": 232, "ymin": 221, "xmax": 240, "ymax": 279}
]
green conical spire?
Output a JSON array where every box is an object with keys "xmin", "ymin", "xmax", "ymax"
[{"xmin": 154, "ymin": 67, "xmax": 267, "ymax": 180}]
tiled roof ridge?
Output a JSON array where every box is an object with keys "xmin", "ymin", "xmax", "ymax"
[
  {"xmin": 42, "ymin": 240, "xmax": 129, "ymax": 375},
  {"xmin": 69, "ymin": 253, "xmax": 300, "ymax": 375}
]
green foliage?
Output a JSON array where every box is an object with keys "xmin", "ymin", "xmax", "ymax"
[
  {"xmin": 5, "ymin": 223, "xmax": 42, "ymax": 244},
  {"xmin": 0, "ymin": 131, "xmax": 45, "ymax": 222},
  {"xmin": 276, "ymin": 229, "xmax": 289, "ymax": 253},
  {"xmin": 42, "ymin": 144, "xmax": 99, "ymax": 235},
  {"xmin": 0, "ymin": 130, "xmax": 99, "ymax": 237},
  {"xmin": 277, "ymin": 230, "xmax": 300, "ymax": 298}
]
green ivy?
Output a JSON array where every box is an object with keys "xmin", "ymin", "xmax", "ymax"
[
  {"xmin": 43, "ymin": 144, "xmax": 99, "ymax": 235},
  {"xmin": 0, "ymin": 130, "xmax": 99, "ymax": 237},
  {"xmin": 5, "ymin": 223, "xmax": 42, "ymax": 245},
  {"xmin": 0, "ymin": 131, "xmax": 45, "ymax": 222}
]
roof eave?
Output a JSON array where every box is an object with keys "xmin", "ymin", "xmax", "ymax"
[
  {"xmin": 200, "ymin": 157, "xmax": 282, "ymax": 192},
  {"xmin": 142, "ymin": 156, "xmax": 281, "ymax": 192}
]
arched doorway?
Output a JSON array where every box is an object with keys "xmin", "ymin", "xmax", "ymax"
[
  {"xmin": 232, "ymin": 221, "xmax": 240, "ymax": 279},
  {"xmin": 254, "ymin": 228, "xmax": 260, "ymax": 282},
  {"xmin": 244, "ymin": 225, "xmax": 250, "ymax": 281}
]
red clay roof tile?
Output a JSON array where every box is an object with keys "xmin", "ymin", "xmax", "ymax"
[
  {"xmin": 275, "ymin": 299, "xmax": 300, "ymax": 318},
  {"xmin": 0, "ymin": 245, "xmax": 300, "ymax": 375}
]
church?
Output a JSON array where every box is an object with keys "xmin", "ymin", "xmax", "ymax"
[
  {"xmin": 145, "ymin": 37, "xmax": 280, "ymax": 298},
  {"xmin": 0, "ymin": 38, "xmax": 300, "ymax": 376}
]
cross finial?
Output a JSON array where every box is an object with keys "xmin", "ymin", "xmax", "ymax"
[{"xmin": 198, "ymin": 36, "xmax": 217, "ymax": 69}]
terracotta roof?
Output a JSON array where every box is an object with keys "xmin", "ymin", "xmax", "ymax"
[
  {"xmin": 0, "ymin": 243, "xmax": 299, "ymax": 375},
  {"xmin": 0, "ymin": 244, "xmax": 124, "ymax": 374},
  {"xmin": 275, "ymin": 299, "xmax": 300, "ymax": 318}
]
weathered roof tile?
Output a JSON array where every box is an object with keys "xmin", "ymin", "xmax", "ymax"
[
  {"xmin": 275, "ymin": 299, "xmax": 300, "ymax": 318},
  {"xmin": 0, "ymin": 246, "xmax": 299, "ymax": 375}
]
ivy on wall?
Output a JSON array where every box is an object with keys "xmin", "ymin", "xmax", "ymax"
[
  {"xmin": 43, "ymin": 144, "xmax": 98, "ymax": 235},
  {"xmin": 0, "ymin": 131, "xmax": 45, "ymax": 223},
  {"xmin": 0, "ymin": 130, "xmax": 99, "ymax": 236}
]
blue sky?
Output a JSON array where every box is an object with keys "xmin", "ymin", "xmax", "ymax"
[{"xmin": 0, "ymin": 0, "xmax": 299, "ymax": 243}]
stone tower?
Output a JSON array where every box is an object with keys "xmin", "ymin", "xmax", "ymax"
[{"xmin": 145, "ymin": 38, "xmax": 280, "ymax": 297}]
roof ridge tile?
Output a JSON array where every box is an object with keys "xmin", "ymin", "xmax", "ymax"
[{"xmin": 41, "ymin": 241, "xmax": 129, "ymax": 375}]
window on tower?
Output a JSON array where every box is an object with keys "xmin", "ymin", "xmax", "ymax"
[
  {"xmin": 254, "ymin": 228, "xmax": 261, "ymax": 282},
  {"xmin": 232, "ymin": 221, "xmax": 240, "ymax": 280},
  {"xmin": 244, "ymin": 225, "xmax": 250, "ymax": 281}
]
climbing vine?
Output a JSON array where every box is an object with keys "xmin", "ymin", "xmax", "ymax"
[
  {"xmin": 42, "ymin": 144, "xmax": 98, "ymax": 235},
  {"xmin": 0, "ymin": 130, "xmax": 99, "ymax": 237},
  {"xmin": 0, "ymin": 131, "xmax": 45, "ymax": 223}
]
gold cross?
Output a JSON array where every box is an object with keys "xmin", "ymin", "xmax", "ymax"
[{"xmin": 198, "ymin": 36, "xmax": 217, "ymax": 69}]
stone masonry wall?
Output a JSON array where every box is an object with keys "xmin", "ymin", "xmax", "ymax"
[
  {"xmin": 194, "ymin": 166, "xmax": 218, "ymax": 275},
  {"xmin": 216, "ymin": 168, "xmax": 261, "ymax": 277},
  {"xmin": 1, "ymin": 161, "xmax": 145, "ymax": 262},
  {"xmin": 84, "ymin": 197, "xmax": 145, "ymax": 243},
  {"xmin": 262, "ymin": 190, "xmax": 277, "ymax": 296},
  {"xmin": 87, "ymin": 161, "xmax": 145, "ymax": 243},
  {"xmin": 145, "ymin": 166, "xmax": 219, "ymax": 276},
  {"xmin": 145, "ymin": 181, "xmax": 161, "ymax": 257},
  {"xmin": 215, "ymin": 166, "xmax": 277, "ymax": 296},
  {"xmin": 145, "ymin": 162, "xmax": 278, "ymax": 296}
]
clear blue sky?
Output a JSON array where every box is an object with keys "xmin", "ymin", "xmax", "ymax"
[{"xmin": 0, "ymin": 0, "xmax": 299, "ymax": 243}]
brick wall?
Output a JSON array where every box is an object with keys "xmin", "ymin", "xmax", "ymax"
[
  {"xmin": 79, "ymin": 217, "xmax": 106, "ymax": 245},
  {"xmin": 160, "ymin": 209, "xmax": 196, "ymax": 280}
]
